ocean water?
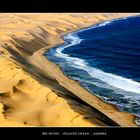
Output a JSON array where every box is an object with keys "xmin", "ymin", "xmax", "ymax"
[{"xmin": 45, "ymin": 15, "xmax": 140, "ymax": 125}]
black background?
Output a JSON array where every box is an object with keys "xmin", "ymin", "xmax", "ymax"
[
  {"xmin": 0, "ymin": 0, "xmax": 139, "ymax": 12},
  {"xmin": 0, "ymin": 127, "xmax": 139, "ymax": 137}
]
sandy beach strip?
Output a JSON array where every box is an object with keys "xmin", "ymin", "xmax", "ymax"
[{"xmin": 0, "ymin": 13, "xmax": 138, "ymax": 126}]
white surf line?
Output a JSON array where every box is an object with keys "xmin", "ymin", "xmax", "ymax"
[{"xmin": 53, "ymin": 18, "xmax": 140, "ymax": 94}]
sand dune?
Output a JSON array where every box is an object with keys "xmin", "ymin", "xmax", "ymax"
[
  {"xmin": 0, "ymin": 58, "xmax": 104, "ymax": 126},
  {"xmin": 0, "ymin": 13, "xmax": 138, "ymax": 126}
]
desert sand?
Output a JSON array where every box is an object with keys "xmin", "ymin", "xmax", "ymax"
[{"xmin": 0, "ymin": 13, "xmax": 138, "ymax": 126}]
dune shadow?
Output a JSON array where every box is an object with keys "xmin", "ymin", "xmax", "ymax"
[{"xmin": 2, "ymin": 34, "xmax": 119, "ymax": 126}]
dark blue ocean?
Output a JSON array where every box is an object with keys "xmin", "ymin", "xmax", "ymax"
[{"xmin": 45, "ymin": 15, "xmax": 140, "ymax": 125}]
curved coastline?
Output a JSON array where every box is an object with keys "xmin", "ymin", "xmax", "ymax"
[
  {"xmin": 30, "ymin": 16, "xmax": 138, "ymax": 126},
  {"xmin": 1, "ymin": 13, "xmax": 114, "ymax": 127},
  {"xmin": 45, "ymin": 15, "xmax": 140, "ymax": 119},
  {"xmin": 0, "ymin": 13, "xmax": 138, "ymax": 126},
  {"xmin": 46, "ymin": 17, "xmax": 140, "ymax": 93}
]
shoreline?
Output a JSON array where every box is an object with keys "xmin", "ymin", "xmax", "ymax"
[
  {"xmin": 0, "ymin": 13, "xmax": 138, "ymax": 126},
  {"xmin": 45, "ymin": 15, "xmax": 140, "ymax": 121},
  {"xmin": 30, "ymin": 22, "xmax": 136, "ymax": 126}
]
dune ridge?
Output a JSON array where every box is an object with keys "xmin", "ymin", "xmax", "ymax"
[{"xmin": 0, "ymin": 13, "xmax": 138, "ymax": 126}]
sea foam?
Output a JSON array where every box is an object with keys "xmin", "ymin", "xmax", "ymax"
[
  {"xmin": 46, "ymin": 16, "xmax": 140, "ymax": 123},
  {"xmin": 54, "ymin": 32, "xmax": 140, "ymax": 94}
]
